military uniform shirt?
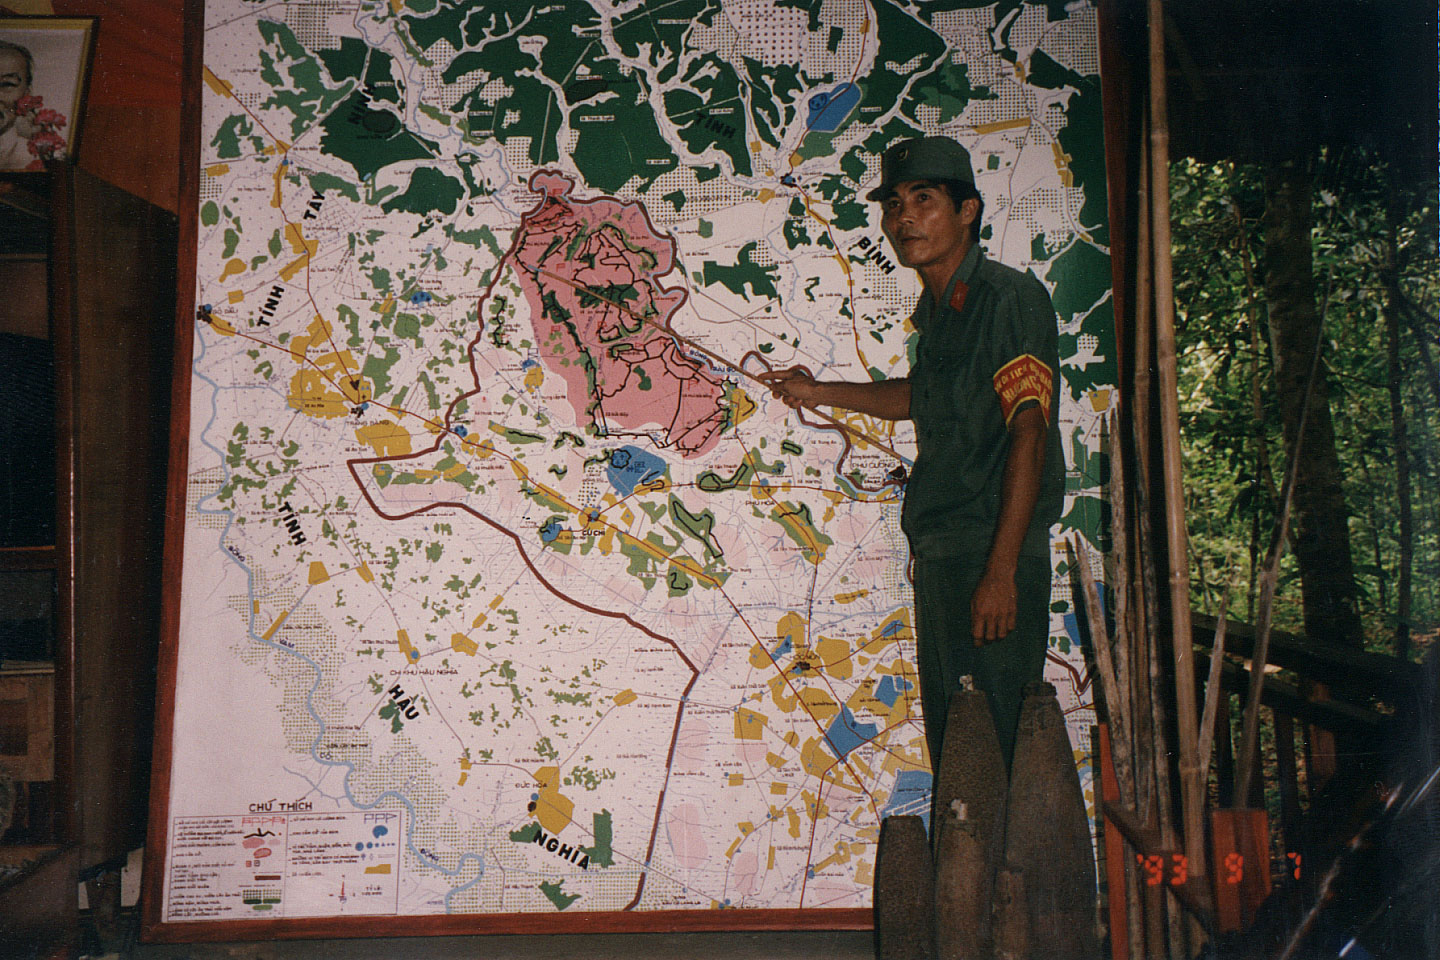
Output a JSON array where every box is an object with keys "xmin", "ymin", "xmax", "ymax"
[{"xmin": 901, "ymin": 242, "xmax": 1065, "ymax": 560}]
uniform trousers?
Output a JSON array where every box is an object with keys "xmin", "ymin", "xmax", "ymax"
[{"xmin": 912, "ymin": 552, "xmax": 1051, "ymax": 769}]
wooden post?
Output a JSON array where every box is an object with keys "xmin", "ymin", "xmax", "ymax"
[
  {"xmin": 1098, "ymin": 725, "xmax": 1133, "ymax": 960},
  {"xmin": 1147, "ymin": 0, "xmax": 1207, "ymax": 903},
  {"xmin": 1273, "ymin": 711, "xmax": 1304, "ymax": 873}
]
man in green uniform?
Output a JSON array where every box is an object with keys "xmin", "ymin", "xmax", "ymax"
[{"xmin": 759, "ymin": 136, "xmax": 1063, "ymax": 768}]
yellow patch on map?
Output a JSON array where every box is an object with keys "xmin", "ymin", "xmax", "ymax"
[
  {"xmin": 308, "ymin": 562, "xmax": 330, "ymax": 585},
  {"xmin": 817, "ymin": 636, "xmax": 852, "ymax": 680},
  {"xmin": 733, "ymin": 707, "xmax": 767, "ymax": 740},
  {"xmin": 775, "ymin": 611, "xmax": 805, "ymax": 650},
  {"xmin": 786, "ymin": 806, "xmax": 801, "ymax": 837},
  {"xmin": 861, "ymin": 608, "xmax": 912, "ymax": 657},
  {"xmin": 450, "ymin": 633, "xmax": 477, "ymax": 656},
  {"xmin": 201, "ymin": 67, "xmax": 234, "ymax": 98},
  {"xmin": 532, "ymin": 765, "xmax": 575, "ymax": 834},
  {"xmin": 288, "ymin": 370, "xmax": 350, "ymax": 419},
  {"xmin": 261, "ymin": 611, "xmax": 288, "ymax": 642},
  {"xmin": 363, "ymin": 864, "xmax": 392, "ymax": 874},
  {"xmin": 1051, "ymin": 140, "xmax": 1074, "ymax": 187},
  {"xmin": 834, "ymin": 589, "xmax": 869, "ymax": 604},
  {"xmin": 756, "ymin": 188, "xmax": 776, "ymax": 203},
  {"xmin": 227, "ymin": 290, "xmax": 244, "ymax": 304},
  {"xmin": 767, "ymin": 673, "xmax": 797, "ymax": 711},
  {"xmin": 279, "ymin": 254, "xmax": 311, "ymax": 283},
  {"xmin": 974, "ymin": 117, "xmax": 1031, "ymax": 134},
  {"xmin": 726, "ymin": 385, "xmax": 757, "ymax": 426},
  {"xmin": 613, "ymin": 688, "xmax": 637, "ymax": 706},
  {"xmin": 766, "ymin": 751, "xmax": 786, "ymax": 769},
  {"xmin": 397, "ymin": 629, "xmax": 418, "ymax": 663},
  {"xmin": 356, "ymin": 562, "xmax": 374, "ymax": 583},
  {"xmin": 813, "ymin": 841, "xmax": 853, "ymax": 874},
  {"xmin": 801, "ymin": 737, "xmax": 832, "ymax": 777},
  {"xmin": 770, "ymin": 782, "xmax": 787, "ymax": 795},
  {"xmin": 728, "ymin": 773, "xmax": 744, "ymax": 786},
  {"xmin": 798, "ymin": 687, "xmax": 841, "ymax": 721},
  {"xmin": 207, "ymin": 315, "xmax": 237, "ymax": 336},
  {"xmin": 218, "ymin": 258, "xmax": 245, "ymax": 281},
  {"xmin": 854, "ymin": 859, "xmax": 872, "ymax": 886},
  {"xmin": 285, "ymin": 222, "xmax": 318, "ymax": 257},
  {"xmin": 206, "ymin": 163, "xmax": 230, "ymax": 177},
  {"xmin": 355, "ymin": 421, "xmax": 412, "ymax": 457},
  {"xmin": 524, "ymin": 365, "xmax": 544, "ymax": 391}
]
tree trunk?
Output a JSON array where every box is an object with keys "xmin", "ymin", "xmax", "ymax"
[
  {"xmin": 1260, "ymin": 161, "xmax": 1364, "ymax": 648},
  {"xmin": 1383, "ymin": 192, "xmax": 1413, "ymax": 660}
]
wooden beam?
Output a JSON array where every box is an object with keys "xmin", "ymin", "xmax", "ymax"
[
  {"xmin": 1193, "ymin": 653, "xmax": 1382, "ymax": 731},
  {"xmin": 1192, "ymin": 613, "xmax": 1422, "ymax": 698}
]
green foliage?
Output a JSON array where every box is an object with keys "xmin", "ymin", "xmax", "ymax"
[{"xmin": 1170, "ymin": 154, "xmax": 1439, "ymax": 656}]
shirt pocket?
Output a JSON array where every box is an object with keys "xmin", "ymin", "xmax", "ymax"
[{"xmin": 919, "ymin": 352, "xmax": 969, "ymax": 425}]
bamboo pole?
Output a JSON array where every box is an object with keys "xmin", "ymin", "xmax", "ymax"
[
  {"xmin": 1147, "ymin": 0, "xmax": 1207, "ymax": 899},
  {"xmin": 1074, "ymin": 536, "xmax": 1130, "ymax": 789},
  {"xmin": 1107, "ymin": 411, "xmax": 1146, "ymax": 960},
  {"xmin": 1195, "ymin": 595, "xmax": 1230, "ymax": 775},
  {"xmin": 1234, "ymin": 321, "xmax": 1323, "ymax": 802},
  {"xmin": 1131, "ymin": 107, "xmax": 1173, "ymax": 960},
  {"xmin": 1133, "ymin": 111, "xmax": 1154, "ymax": 489}
]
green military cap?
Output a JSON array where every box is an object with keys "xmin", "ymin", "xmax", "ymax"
[{"xmin": 866, "ymin": 136, "xmax": 975, "ymax": 201}]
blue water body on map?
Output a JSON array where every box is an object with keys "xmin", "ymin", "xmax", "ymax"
[
  {"xmin": 409, "ymin": 291, "xmax": 433, "ymax": 304},
  {"xmin": 606, "ymin": 446, "xmax": 667, "ymax": 497},
  {"xmin": 880, "ymin": 618, "xmax": 907, "ymax": 639},
  {"xmin": 539, "ymin": 519, "xmax": 562, "ymax": 543},
  {"xmin": 771, "ymin": 635, "xmax": 794, "ymax": 660},
  {"xmin": 875, "ymin": 674, "xmax": 912, "ymax": 707},
  {"xmin": 373, "ymin": 825, "xmax": 388, "ymax": 837},
  {"xmin": 807, "ymin": 83, "xmax": 861, "ymax": 132},
  {"xmin": 881, "ymin": 769, "xmax": 934, "ymax": 831},
  {"xmin": 452, "ymin": 425, "xmax": 467, "ymax": 437},
  {"xmin": 824, "ymin": 707, "xmax": 879, "ymax": 759}
]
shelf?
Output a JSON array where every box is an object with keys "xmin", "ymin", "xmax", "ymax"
[{"xmin": 0, "ymin": 546, "xmax": 56, "ymax": 572}]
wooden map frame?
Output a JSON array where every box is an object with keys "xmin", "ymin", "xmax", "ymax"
[{"xmin": 140, "ymin": 0, "xmax": 1126, "ymax": 942}]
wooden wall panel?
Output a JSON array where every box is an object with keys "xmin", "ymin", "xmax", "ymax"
[{"xmin": 65, "ymin": 167, "xmax": 177, "ymax": 867}]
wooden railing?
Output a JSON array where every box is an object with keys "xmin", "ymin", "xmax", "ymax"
[
  {"xmin": 1097, "ymin": 613, "xmax": 1424, "ymax": 957},
  {"xmin": 1188, "ymin": 614, "xmax": 1420, "ymax": 929}
]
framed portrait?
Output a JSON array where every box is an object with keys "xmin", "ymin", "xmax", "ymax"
[{"xmin": 0, "ymin": 16, "xmax": 96, "ymax": 172}]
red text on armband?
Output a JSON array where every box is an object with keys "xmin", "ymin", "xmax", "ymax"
[{"xmin": 992, "ymin": 353, "xmax": 1054, "ymax": 424}]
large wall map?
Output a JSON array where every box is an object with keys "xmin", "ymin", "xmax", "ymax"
[{"xmin": 154, "ymin": 0, "xmax": 1115, "ymax": 930}]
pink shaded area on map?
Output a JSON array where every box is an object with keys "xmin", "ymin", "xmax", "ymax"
[
  {"xmin": 672, "ymin": 720, "xmax": 711, "ymax": 773},
  {"xmin": 732, "ymin": 849, "xmax": 760, "ymax": 898},
  {"xmin": 504, "ymin": 171, "xmax": 728, "ymax": 458},
  {"xmin": 664, "ymin": 801, "xmax": 709, "ymax": 870}
]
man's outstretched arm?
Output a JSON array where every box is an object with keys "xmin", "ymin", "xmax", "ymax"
[{"xmin": 757, "ymin": 368, "xmax": 912, "ymax": 421}]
